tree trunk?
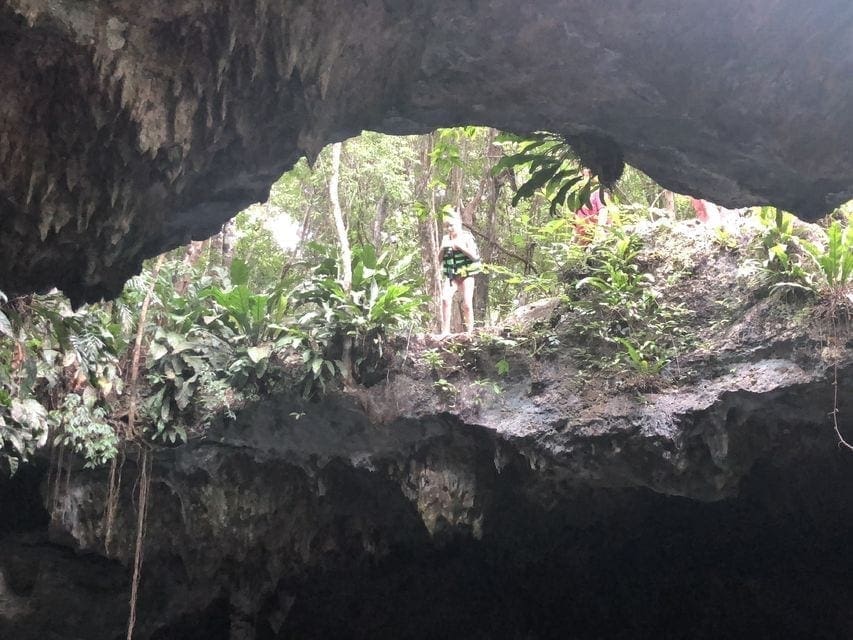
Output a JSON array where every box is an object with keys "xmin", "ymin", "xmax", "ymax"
[
  {"xmin": 174, "ymin": 240, "xmax": 205, "ymax": 294},
  {"xmin": 471, "ymin": 129, "xmax": 499, "ymax": 326},
  {"xmin": 418, "ymin": 198, "xmax": 442, "ymax": 332},
  {"xmin": 415, "ymin": 135, "xmax": 442, "ymax": 331},
  {"xmin": 372, "ymin": 193, "xmax": 388, "ymax": 250},
  {"xmin": 329, "ymin": 142, "xmax": 353, "ymax": 384},
  {"xmin": 207, "ymin": 227, "xmax": 224, "ymax": 268},
  {"xmin": 126, "ymin": 254, "xmax": 165, "ymax": 440},
  {"xmin": 221, "ymin": 218, "xmax": 238, "ymax": 269},
  {"xmin": 662, "ymin": 189, "xmax": 676, "ymax": 215},
  {"xmin": 330, "ymin": 143, "xmax": 351, "ymax": 291}
]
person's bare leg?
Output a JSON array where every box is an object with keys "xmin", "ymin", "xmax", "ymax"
[
  {"xmin": 440, "ymin": 278, "xmax": 457, "ymax": 336},
  {"xmin": 461, "ymin": 276, "xmax": 475, "ymax": 334}
]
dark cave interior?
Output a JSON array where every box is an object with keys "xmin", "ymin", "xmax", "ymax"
[{"xmin": 3, "ymin": 443, "xmax": 853, "ymax": 639}]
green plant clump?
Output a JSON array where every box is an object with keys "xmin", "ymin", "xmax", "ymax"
[
  {"xmin": 752, "ymin": 207, "xmax": 853, "ymax": 313},
  {"xmin": 282, "ymin": 243, "xmax": 425, "ymax": 395},
  {"xmin": 51, "ymin": 393, "xmax": 118, "ymax": 468},
  {"xmin": 572, "ymin": 229, "xmax": 693, "ymax": 375}
]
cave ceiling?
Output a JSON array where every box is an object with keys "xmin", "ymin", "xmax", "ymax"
[{"xmin": 1, "ymin": 0, "xmax": 852, "ymax": 302}]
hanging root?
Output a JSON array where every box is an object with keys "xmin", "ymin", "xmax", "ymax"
[
  {"xmin": 63, "ymin": 456, "xmax": 72, "ymax": 501},
  {"xmin": 825, "ymin": 289, "xmax": 852, "ymax": 451},
  {"xmin": 126, "ymin": 446, "xmax": 152, "ymax": 640},
  {"xmin": 832, "ymin": 360, "xmax": 851, "ymax": 451},
  {"xmin": 48, "ymin": 444, "xmax": 68, "ymax": 523},
  {"xmin": 46, "ymin": 443, "xmax": 61, "ymax": 520},
  {"xmin": 103, "ymin": 446, "xmax": 126, "ymax": 556},
  {"xmin": 123, "ymin": 255, "xmax": 163, "ymax": 638}
]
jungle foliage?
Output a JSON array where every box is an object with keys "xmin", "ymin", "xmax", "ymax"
[{"xmin": 1, "ymin": 128, "xmax": 850, "ymax": 474}]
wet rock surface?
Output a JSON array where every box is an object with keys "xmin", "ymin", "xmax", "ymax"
[
  {"xmin": 0, "ymin": 333, "xmax": 851, "ymax": 638},
  {"xmin": 3, "ymin": 0, "xmax": 853, "ymax": 300}
]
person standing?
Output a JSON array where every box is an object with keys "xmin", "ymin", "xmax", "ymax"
[
  {"xmin": 438, "ymin": 210, "xmax": 481, "ymax": 336},
  {"xmin": 574, "ymin": 167, "xmax": 607, "ymax": 244}
]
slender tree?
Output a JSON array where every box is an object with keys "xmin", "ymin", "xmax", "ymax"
[
  {"xmin": 330, "ymin": 141, "xmax": 354, "ymax": 384},
  {"xmin": 414, "ymin": 135, "xmax": 442, "ymax": 330}
]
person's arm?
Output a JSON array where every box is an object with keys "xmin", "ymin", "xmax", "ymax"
[
  {"xmin": 438, "ymin": 234, "xmax": 452, "ymax": 258},
  {"xmin": 455, "ymin": 231, "xmax": 480, "ymax": 261},
  {"xmin": 590, "ymin": 189, "xmax": 605, "ymax": 213}
]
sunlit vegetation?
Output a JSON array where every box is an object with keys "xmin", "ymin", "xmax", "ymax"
[{"xmin": 1, "ymin": 128, "xmax": 851, "ymax": 475}]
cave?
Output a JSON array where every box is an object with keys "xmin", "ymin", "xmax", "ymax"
[
  {"xmin": 3, "ymin": 1, "xmax": 853, "ymax": 301},
  {"xmin": 2, "ymin": 366, "xmax": 853, "ymax": 639},
  {"xmin": 2, "ymin": 1, "xmax": 853, "ymax": 639}
]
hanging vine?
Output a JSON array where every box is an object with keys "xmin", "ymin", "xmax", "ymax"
[
  {"xmin": 122, "ymin": 254, "xmax": 164, "ymax": 640},
  {"xmin": 125, "ymin": 445, "xmax": 152, "ymax": 640}
]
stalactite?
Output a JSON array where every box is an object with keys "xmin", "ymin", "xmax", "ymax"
[{"xmin": 2, "ymin": 0, "xmax": 851, "ymax": 305}]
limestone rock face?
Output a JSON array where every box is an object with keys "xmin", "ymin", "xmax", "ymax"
[
  {"xmin": 2, "ymin": 0, "xmax": 853, "ymax": 301},
  {"xmin": 0, "ymin": 340, "xmax": 851, "ymax": 638},
  {"xmin": 1, "ymin": 215, "xmax": 852, "ymax": 638}
]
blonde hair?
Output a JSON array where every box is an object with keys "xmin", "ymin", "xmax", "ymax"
[{"xmin": 444, "ymin": 207, "xmax": 462, "ymax": 223}]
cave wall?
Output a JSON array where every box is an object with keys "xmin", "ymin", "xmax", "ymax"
[
  {"xmin": 0, "ymin": 362, "xmax": 852, "ymax": 639},
  {"xmin": 0, "ymin": 226, "xmax": 850, "ymax": 638},
  {"xmin": 2, "ymin": 0, "xmax": 853, "ymax": 301}
]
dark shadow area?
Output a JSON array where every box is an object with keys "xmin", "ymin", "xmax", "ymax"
[
  {"xmin": 0, "ymin": 460, "xmax": 49, "ymax": 535},
  {"xmin": 3, "ymin": 404, "xmax": 853, "ymax": 639},
  {"xmin": 150, "ymin": 595, "xmax": 230, "ymax": 640},
  {"xmin": 272, "ymin": 454, "xmax": 853, "ymax": 639}
]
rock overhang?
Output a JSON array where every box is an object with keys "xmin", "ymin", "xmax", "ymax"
[{"xmin": 2, "ymin": 0, "xmax": 853, "ymax": 302}]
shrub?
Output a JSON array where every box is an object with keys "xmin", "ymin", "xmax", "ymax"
[
  {"xmin": 283, "ymin": 243, "xmax": 425, "ymax": 394},
  {"xmin": 572, "ymin": 229, "xmax": 692, "ymax": 375},
  {"xmin": 50, "ymin": 393, "xmax": 117, "ymax": 468}
]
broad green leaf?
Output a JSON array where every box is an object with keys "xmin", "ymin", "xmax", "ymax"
[
  {"xmin": 298, "ymin": 311, "xmax": 320, "ymax": 325},
  {"xmin": 540, "ymin": 219, "xmax": 568, "ymax": 235},
  {"xmin": 174, "ymin": 380, "xmax": 194, "ymax": 410},
  {"xmin": 360, "ymin": 244, "xmax": 377, "ymax": 269},
  {"xmin": 549, "ymin": 176, "xmax": 584, "ymax": 217},
  {"xmin": 247, "ymin": 345, "xmax": 271, "ymax": 363},
  {"xmin": 4, "ymin": 431, "xmax": 24, "ymax": 456},
  {"xmin": 492, "ymin": 152, "xmax": 547, "ymax": 174},
  {"xmin": 230, "ymin": 258, "xmax": 250, "ymax": 287},
  {"xmin": 148, "ymin": 341, "xmax": 169, "ymax": 361},
  {"xmin": 97, "ymin": 376, "xmax": 113, "ymax": 395},
  {"xmin": 0, "ymin": 310, "xmax": 12, "ymax": 338},
  {"xmin": 182, "ymin": 355, "xmax": 206, "ymax": 372},
  {"xmin": 249, "ymin": 296, "xmax": 267, "ymax": 335},
  {"xmin": 352, "ymin": 262, "xmax": 365, "ymax": 289},
  {"xmin": 11, "ymin": 398, "xmax": 47, "ymax": 431},
  {"xmin": 165, "ymin": 332, "xmax": 193, "ymax": 353},
  {"xmin": 82, "ymin": 386, "xmax": 97, "ymax": 409},
  {"xmin": 512, "ymin": 164, "xmax": 560, "ymax": 205}
]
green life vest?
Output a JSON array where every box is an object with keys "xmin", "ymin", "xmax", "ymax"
[{"xmin": 442, "ymin": 248, "xmax": 481, "ymax": 279}]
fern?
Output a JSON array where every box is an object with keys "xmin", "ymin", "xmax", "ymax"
[{"xmin": 71, "ymin": 329, "xmax": 104, "ymax": 368}]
